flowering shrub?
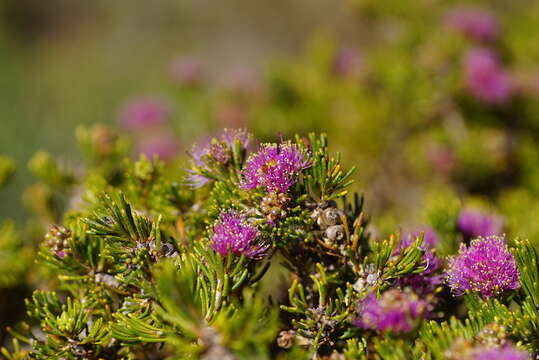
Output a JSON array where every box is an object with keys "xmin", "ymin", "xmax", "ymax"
[
  {"xmin": 1, "ymin": 127, "xmax": 539, "ymax": 360},
  {"xmin": 4, "ymin": 1, "xmax": 539, "ymax": 359}
]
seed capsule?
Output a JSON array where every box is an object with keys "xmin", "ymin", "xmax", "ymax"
[
  {"xmin": 318, "ymin": 207, "xmax": 345, "ymax": 228},
  {"xmin": 324, "ymin": 225, "xmax": 345, "ymax": 242}
]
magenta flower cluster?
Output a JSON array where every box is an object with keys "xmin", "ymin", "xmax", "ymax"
[
  {"xmin": 242, "ymin": 142, "xmax": 311, "ymax": 193},
  {"xmin": 445, "ymin": 6, "xmax": 499, "ymax": 42},
  {"xmin": 457, "ymin": 208, "xmax": 503, "ymax": 239},
  {"xmin": 211, "ymin": 211, "xmax": 267, "ymax": 259},
  {"xmin": 464, "ymin": 48, "xmax": 513, "ymax": 104},
  {"xmin": 446, "ymin": 236, "xmax": 520, "ymax": 298},
  {"xmin": 187, "ymin": 128, "xmax": 251, "ymax": 188},
  {"xmin": 353, "ymin": 289, "xmax": 428, "ymax": 334}
]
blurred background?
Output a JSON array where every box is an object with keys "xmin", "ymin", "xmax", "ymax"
[
  {"xmin": 2, "ymin": 0, "xmax": 539, "ymax": 234},
  {"xmin": 0, "ymin": 0, "xmax": 361, "ymax": 222}
]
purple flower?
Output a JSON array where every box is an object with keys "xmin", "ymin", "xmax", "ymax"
[
  {"xmin": 119, "ymin": 98, "xmax": 169, "ymax": 132},
  {"xmin": 464, "ymin": 48, "xmax": 513, "ymax": 104},
  {"xmin": 395, "ymin": 228, "xmax": 443, "ymax": 296},
  {"xmin": 472, "ymin": 345, "xmax": 529, "ymax": 360},
  {"xmin": 242, "ymin": 142, "xmax": 311, "ymax": 193},
  {"xmin": 211, "ymin": 211, "xmax": 267, "ymax": 259},
  {"xmin": 353, "ymin": 289, "xmax": 428, "ymax": 334},
  {"xmin": 136, "ymin": 135, "xmax": 179, "ymax": 161},
  {"xmin": 445, "ymin": 6, "xmax": 499, "ymax": 42},
  {"xmin": 457, "ymin": 208, "xmax": 503, "ymax": 239},
  {"xmin": 446, "ymin": 236, "xmax": 520, "ymax": 298},
  {"xmin": 187, "ymin": 129, "xmax": 252, "ymax": 188}
]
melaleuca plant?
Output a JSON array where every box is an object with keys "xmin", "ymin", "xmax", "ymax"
[{"xmin": 2, "ymin": 127, "xmax": 539, "ymax": 360}]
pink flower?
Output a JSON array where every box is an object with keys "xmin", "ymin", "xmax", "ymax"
[
  {"xmin": 353, "ymin": 289, "xmax": 428, "ymax": 334},
  {"xmin": 457, "ymin": 208, "xmax": 503, "ymax": 239},
  {"xmin": 242, "ymin": 142, "xmax": 311, "ymax": 193},
  {"xmin": 446, "ymin": 236, "xmax": 520, "ymax": 298},
  {"xmin": 464, "ymin": 48, "xmax": 513, "ymax": 104},
  {"xmin": 211, "ymin": 211, "xmax": 268, "ymax": 259},
  {"xmin": 445, "ymin": 6, "xmax": 499, "ymax": 42},
  {"xmin": 119, "ymin": 98, "xmax": 169, "ymax": 132}
]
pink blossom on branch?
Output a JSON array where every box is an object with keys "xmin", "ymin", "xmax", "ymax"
[
  {"xmin": 241, "ymin": 142, "xmax": 311, "ymax": 194},
  {"xmin": 211, "ymin": 211, "xmax": 268, "ymax": 259},
  {"xmin": 446, "ymin": 236, "xmax": 520, "ymax": 298}
]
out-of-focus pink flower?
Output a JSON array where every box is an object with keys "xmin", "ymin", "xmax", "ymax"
[
  {"xmin": 457, "ymin": 208, "xmax": 503, "ymax": 239},
  {"xmin": 428, "ymin": 145, "xmax": 456, "ymax": 176},
  {"xmin": 464, "ymin": 48, "xmax": 513, "ymax": 104},
  {"xmin": 136, "ymin": 134, "xmax": 179, "ymax": 161},
  {"xmin": 119, "ymin": 98, "xmax": 169, "ymax": 132},
  {"xmin": 333, "ymin": 48, "xmax": 363, "ymax": 78},
  {"xmin": 353, "ymin": 289, "xmax": 429, "ymax": 334},
  {"xmin": 169, "ymin": 57, "xmax": 203, "ymax": 86},
  {"xmin": 445, "ymin": 6, "xmax": 499, "ymax": 42}
]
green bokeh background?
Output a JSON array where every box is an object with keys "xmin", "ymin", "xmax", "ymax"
[{"xmin": 0, "ymin": 0, "xmax": 360, "ymax": 222}]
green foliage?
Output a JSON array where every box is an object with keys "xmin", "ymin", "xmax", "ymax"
[
  {"xmin": 28, "ymin": 151, "xmax": 76, "ymax": 191},
  {"xmin": 0, "ymin": 155, "xmax": 16, "ymax": 188},
  {"xmin": 0, "ymin": 221, "xmax": 27, "ymax": 287}
]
